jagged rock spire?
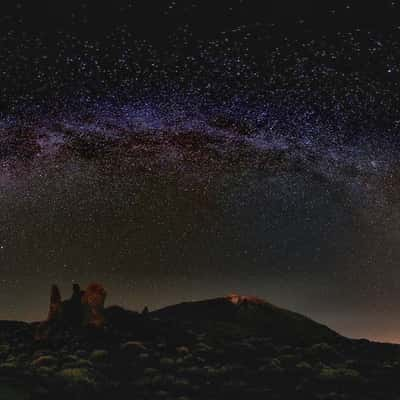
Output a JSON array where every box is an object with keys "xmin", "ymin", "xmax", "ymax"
[
  {"xmin": 142, "ymin": 306, "xmax": 149, "ymax": 316},
  {"xmin": 71, "ymin": 283, "xmax": 82, "ymax": 301},
  {"xmin": 47, "ymin": 284, "xmax": 62, "ymax": 321}
]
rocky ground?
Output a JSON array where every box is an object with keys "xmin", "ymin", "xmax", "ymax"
[{"xmin": 1, "ymin": 297, "xmax": 400, "ymax": 400}]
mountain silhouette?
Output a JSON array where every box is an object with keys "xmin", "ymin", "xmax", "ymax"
[
  {"xmin": 1, "ymin": 285, "xmax": 400, "ymax": 400},
  {"xmin": 151, "ymin": 294, "xmax": 339, "ymax": 345}
]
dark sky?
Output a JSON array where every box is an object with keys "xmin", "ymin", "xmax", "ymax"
[{"xmin": 1, "ymin": 0, "xmax": 400, "ymax": 343}]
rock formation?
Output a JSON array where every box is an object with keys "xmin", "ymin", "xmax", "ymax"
[
  {"xmin": 47, "ymin": 284, "xmax": 62, "ymax": 321},
  {"xmin": 141, "ymin": 306, "xmax": 149, "ymax": 316},
  {"xmin": 81, "ymin": 283, "xmax": 107, "ymax": 328},
  {"xmin": 36, "ymin": 282, "xmax": 107, "ymax": 340}
]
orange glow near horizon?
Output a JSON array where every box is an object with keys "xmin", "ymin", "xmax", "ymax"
[{"xmin": 226, "ymin": 294, "xmax": 267, "ymax": 305}]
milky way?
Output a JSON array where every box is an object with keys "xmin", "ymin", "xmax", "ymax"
[{"xmin": 1, "ymin": 0, "xmax": 400, "ymax": 342}]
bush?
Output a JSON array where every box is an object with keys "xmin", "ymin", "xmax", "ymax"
[
  {"xmin": 89, "ymin": 350, "xmax": 109, "ymax": 363},
  {"xmin": 58, "ymin": 367, "xmax": 95, "ymax": 385},
  {"xmin": 318, "ymin": 367, "xmax": 363, "ymax": 384},
  {"xmin": 305, "ymin": 343, "xmax": 340, "ymax": 362}
]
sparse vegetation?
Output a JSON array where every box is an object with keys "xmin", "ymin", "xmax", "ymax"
[{"xmin": 0, "ymin": 293, "xmax": 400, "ymax": 399}]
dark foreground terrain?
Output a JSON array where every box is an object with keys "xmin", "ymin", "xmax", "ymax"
[{"xmin": 1, "ymin": 292, "xmax": 400, "ymax": 400}]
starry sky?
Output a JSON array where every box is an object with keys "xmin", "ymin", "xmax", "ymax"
[{"xmin": 1, "ymin": 0, "xmax": 400, "ymax": 343}]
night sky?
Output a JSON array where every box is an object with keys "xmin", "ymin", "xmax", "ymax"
[{"xmin": 1, "ymin": 1, "xmax": 400, "ymax": 343}]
